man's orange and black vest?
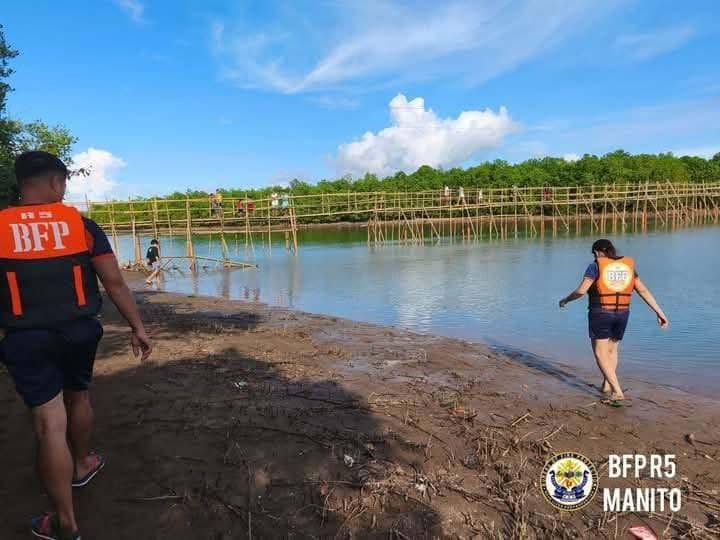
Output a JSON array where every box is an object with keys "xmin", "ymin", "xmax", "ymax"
[
  {"xmin": 589, "ymin": 256, "xmax": 636, "ymax": 311},
  {"xmin": 0, "ymin": 203, "xmax": 102, "ymax": 329}
]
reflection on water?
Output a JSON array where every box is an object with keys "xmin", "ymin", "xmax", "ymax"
[{"xmin": 123, "ymin": 224, "xmax": 720, "ymax": 396}]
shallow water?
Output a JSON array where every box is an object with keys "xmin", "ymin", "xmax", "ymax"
[{"xmin": 120, "ymin": 225, "xmax": 720, "ymax": 397}]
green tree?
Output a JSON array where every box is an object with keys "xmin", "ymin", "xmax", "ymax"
[
  {"xmin": 0, "ymin": 24, "xmax": 18, "ymax": 115},
  {"xmin": 0, "ymin": 25, "xmax": 19, "ymax": 204}
]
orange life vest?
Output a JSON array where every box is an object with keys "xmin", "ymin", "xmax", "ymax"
[
  {"xmin": 0, "ymin": 203, "xmax": 102, "ymax": 329},
  {"xmin": 589, "ymin": 256, "xmax": 635, "ymax": 311}
]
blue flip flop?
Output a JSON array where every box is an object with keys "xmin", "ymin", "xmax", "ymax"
[{"xmin": 72, "ymin": 453, "xmax": 105, "ymax": 488}]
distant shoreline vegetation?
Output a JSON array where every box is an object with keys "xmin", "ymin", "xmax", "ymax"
[{"xmin": 154, "ymin": 150, "xmax": 720, "ymax": 202}]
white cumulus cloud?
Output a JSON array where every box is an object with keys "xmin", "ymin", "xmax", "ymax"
[
  {"xmin": 68, "ymin": 148, "xmax": 126, "ymax": 201},
  {"xmin": 563, "ymin": 153, "xmax": 581, "ymax": 162},
  {"xmin": 336, "ymin": 94, "xmax": 518, "ymax": 177},
  {"xmin": 116, "ymin": 0, "xmax": 145, "ymax": 23}
]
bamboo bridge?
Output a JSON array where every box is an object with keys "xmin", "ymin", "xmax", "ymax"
[{"xmin": 77, "ymin": 182, "xmax": 720, "ymax": 266}]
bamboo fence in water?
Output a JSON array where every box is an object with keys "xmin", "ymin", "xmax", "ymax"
[{"xmin": 74, "ymin": 182, "xmax": 720, "ymax": 265}]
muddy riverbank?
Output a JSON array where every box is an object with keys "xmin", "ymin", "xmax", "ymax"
[{"xmin": 1, "ymin": 288, "xmax": 718, "ymax": 539}]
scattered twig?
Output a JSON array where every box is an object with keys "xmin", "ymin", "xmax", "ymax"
[
  {"xmin": 510, "ymin": 412, "xmax": 531, "ymax": 427},
  {"xmin": 539, "ymin": 424, "xmax": 564, "ymax": 442}
]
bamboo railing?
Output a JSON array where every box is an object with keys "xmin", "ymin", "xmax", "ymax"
[{"xmin": 73, "ymin": 182, "xmax": 720, "ymax": 260}]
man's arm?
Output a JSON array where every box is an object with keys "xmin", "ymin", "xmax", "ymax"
[
  {"xmin": 92, "ymin": 256, "xmax": 152, "ymax": 361},
  {"xmin": 559, "ymin": 277, "xmax": 594, "ymax": 308},
  {"xmin": 634, "ymin": 277, "xmax": 669, "ymax": 328}
]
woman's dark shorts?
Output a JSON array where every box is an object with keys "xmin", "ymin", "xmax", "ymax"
[
  {"xmin": 1, "ymin": 317, "xmax": 104, "ymax": 408},
  {"xmin": 588, "ymin": 309, "xmax": 630, "ymax": 341}
]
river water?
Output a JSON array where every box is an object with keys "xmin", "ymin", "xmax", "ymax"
[{"xmin": 119, "ymin": 225, "xmax": 720, "ymax": 397}]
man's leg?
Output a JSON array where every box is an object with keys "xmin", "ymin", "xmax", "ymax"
[
  {"xmin": 64, "ymin": 390, "xmax": 96, "ymax": 480},
  {"xmin": 61, "ymin": 317, "xmax": 105, "ymax": 485},
  {"xmin": 33, "ymin": 393, "xmax": 78, "ymax": 532}
]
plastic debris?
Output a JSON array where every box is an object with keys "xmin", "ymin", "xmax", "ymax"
[{"xmin": 628, "ymin": 525, "xmax": 658, "ymax": 540}]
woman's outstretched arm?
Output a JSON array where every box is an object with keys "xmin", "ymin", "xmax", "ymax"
[
  {"xmin": 634, "ymin": 277, "xmax": 669, "ymax": 328},
  {"xmin": 559, "ymin": 277, "xmax": 594, "ymax": 308}
]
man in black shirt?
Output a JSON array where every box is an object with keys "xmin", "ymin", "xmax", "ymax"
[
  {"xmin": 145, "ymin": 239, "xmax": 161, "ymax": 285},
  {"xmin": 1, "ymin": 151, "xmax": 152, "ymax": 540}
]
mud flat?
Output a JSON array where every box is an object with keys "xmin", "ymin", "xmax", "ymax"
[{"xmin": 1, "ymin": 286, "xmax": 718, "ymax": 539}]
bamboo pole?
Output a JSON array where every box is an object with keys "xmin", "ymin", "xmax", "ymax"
[
  {"xmin": 642, "ymin": 182, "xmax": 650, "ymax": 232},
  {"xmin": 514, "ymin": 189, "xmax": 518, "ymax": 239},
  {"xmin": 267, "ymin": 201, "xmax": 272, "ymax": 255},
  {"xmin": 290, "ymin": 203, "xmax": 299, "ymax": 254},
  {"xmin": 185, "ymin": 197, "xmax": 196, "ymax": 272},
  {"xmin": 151, "ymin": 198, "xmax": 159, "ymax": 240},
  {"xmin": 131, "ymin": 218, "xmax": 142, "ymax": 267},
  {"xmin": 165, "ymin": 200, "xmax": 173, "ymax": 236},
  {"xmin": 575, "ymin": 187, "xmax": 581, "ymax": 235},
  {"xmin": 108, "ymin": 199, "xmax": 120, "ymax": 258},
  {"xmin": 219, "ymin": 210, "xmax": 229, "ymax": 261}
]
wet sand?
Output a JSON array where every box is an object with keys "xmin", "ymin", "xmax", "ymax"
[{"xmin": 1, "ymin": 284, "xmax": 718, "ymax": 539}]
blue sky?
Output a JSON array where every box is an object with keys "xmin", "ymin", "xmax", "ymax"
[{"xmin": 2, "ymin": 0, "xmax": 719, "ymax": 200}]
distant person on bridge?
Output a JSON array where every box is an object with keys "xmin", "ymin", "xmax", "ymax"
[
  {"xmin": 234, "ymin": 199, "xmax": 244, "ymax": 217},
  {"xmin": 234, "ymin": 197, "xmax": 255, "ymax": 217},
  {"xmin": 559, "ymin": 239, "xmax": 668, "ymax": 406},
  {"xmin": 210, "ymin": 189, "xmax": 223, "ymax": 218},
  {"xmin": 0, "ymin": 151, "xmax": 152, "ymax": 540}
]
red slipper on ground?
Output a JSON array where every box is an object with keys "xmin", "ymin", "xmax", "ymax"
[{"xmin": 72, "ymin": 453, "xmax": 105, "ymax": 488}]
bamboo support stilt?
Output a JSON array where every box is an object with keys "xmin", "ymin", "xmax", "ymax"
[
  {"xmin": 108, "ymin": 199, "xmax": 120, "ymax": 258},
  {"xmin": 131, "ymin": 218, "xmax": 142, "ymax": 267},
  {"xmin": 185, "ymin": 198, "xmax": 196, "ymax": 272},
  {"xmin": 165, "ymin": 200, "xmax": 173, "ymax": 236}
]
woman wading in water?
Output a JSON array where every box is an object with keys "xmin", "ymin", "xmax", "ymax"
[{"xmin": 559, "ymin": 239, "xmax": 669, "ymax": 405}]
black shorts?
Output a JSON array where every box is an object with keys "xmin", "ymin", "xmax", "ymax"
[
  {"xmin": 1, "ymin": 318, "xmax": 104, "ymax": 408},
  {"xmin": 588, "ymin": 309, "xmax": 630, "ymax": 341}
]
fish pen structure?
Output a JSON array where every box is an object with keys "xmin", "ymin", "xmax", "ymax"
[{"xmin": 81, "ymin": 182, "xmax": 720, "ymax": 260}]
